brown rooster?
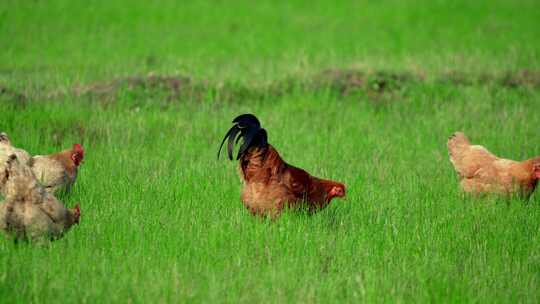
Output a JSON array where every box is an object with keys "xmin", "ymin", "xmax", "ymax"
[
  {"xmin": 29, "ymin": 144, "xmax": 84, "ymax": 194},
  {"xmin": 0, "ymin": 154, "xmax": 80, "ymax": 242},
  {"xmin": 448, "ymin": 132, "xmax": 540, "ymax": 198},
  {"xmin": 218, "ymin": 114, "xmax": 346, "ymax": 217}
]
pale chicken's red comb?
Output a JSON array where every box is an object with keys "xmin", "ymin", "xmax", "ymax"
[
  {"xmin": 73, "ymin": 204, "xmax": 81, "ymax": 224},
  {"xmin": 72, "ymin": 144, "xmax": 84, "ymax": 156}
]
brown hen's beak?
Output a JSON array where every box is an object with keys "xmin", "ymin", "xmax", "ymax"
[
  {"xmin": 534, "ymin": 165, "xmax": 540, "ymax": 179},
  {"xmin": 73, "ymin": 204, "xmax": 81, "ymax": 224},
  {"xmin": 329, "ymin": 186, "xmax": 346, "ymax": 199}
]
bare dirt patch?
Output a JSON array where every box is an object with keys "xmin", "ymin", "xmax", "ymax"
[
  {"xmin": 0, "ymin": 85, "xmax": 27, "ymax": 106},
  {"xmin": 3, "ymin": 69, "xmax": 539, "ymax": 105},
  {"xmin": 436, "ymin": 69, "xmax": 540, "ymax": 89},
  {"xmin": 72, "ymin": 74, "xmax": 195, "ymax": 102},
  {"xmin": 314, "ymin": 69, "xmax": 420, "ymax": 96},
  {"xmin": 500, "ymin": 69, "xmax": 540, "ymax": 88}
]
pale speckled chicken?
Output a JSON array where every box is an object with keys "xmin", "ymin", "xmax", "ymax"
[
  {"xmin": 0, "ymin": 147, "xmax": 12, "ymax": 195},
  {"xmin": 448, "ymin": 132, "xmax": 540, "ymax": 198},
  {"xmin": 0, "ymin": 132, "xmax": 31, "ymax": 165},
  {"xmin": 0, "ymin": 154, "xmax": 80, "ymax": 242},
  {"xmin": 29, "ymin": 144, "xmax": 84, "ymax": 194}
]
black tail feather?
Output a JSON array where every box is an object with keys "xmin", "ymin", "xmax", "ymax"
[
  {"xmin": 237, "ymin": 128, "xmax": 267, "ymax": 159},
  {"xmin": 227, "ymin": 127, "xmax": 241, "ymax": 160},
  {"xmin": 218, "ymin": 114, "xmax": 268, "ymax": 160},
  {"xmin": 232, "ymin": 114, "xmax": 261, "ymax": 128},
  {"xmin": 217, "ymin": 126, "xmax": 239, "ymax": 160}
]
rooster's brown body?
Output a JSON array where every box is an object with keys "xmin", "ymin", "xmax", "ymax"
[{"xmin": 219, "ymin": 114, "xmax": 346, "ymax": 217}]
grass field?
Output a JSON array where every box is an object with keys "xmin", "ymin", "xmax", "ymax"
[{"xmin": 1, "ymin": 0, "xmax": 540, "ymax": 302}]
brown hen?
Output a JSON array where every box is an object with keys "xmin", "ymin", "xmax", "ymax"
[{"xmin": 448, "ymin": 132, "xmax": 540, "ymax": 198}]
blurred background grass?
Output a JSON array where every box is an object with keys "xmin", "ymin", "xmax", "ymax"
[{"xmin": 1, "ymin": 0, "xmax": 539, "ymax": 86}]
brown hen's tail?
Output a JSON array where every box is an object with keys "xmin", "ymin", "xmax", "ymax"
[
  {"xmin": 447, "ymin": 132, "xmax": 476, "ymax": 178},
  {"xmin": 218, "ymin": 114, "xmax": 268, "ymax": 160},
  {"xmin": 447, "ymin": 132, "xmax": 470, "ymax": 160}
]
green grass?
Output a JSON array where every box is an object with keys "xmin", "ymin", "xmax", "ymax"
[{"xmin": 1, "ymin": 0, "xmax": 540, "ymax": 303}]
